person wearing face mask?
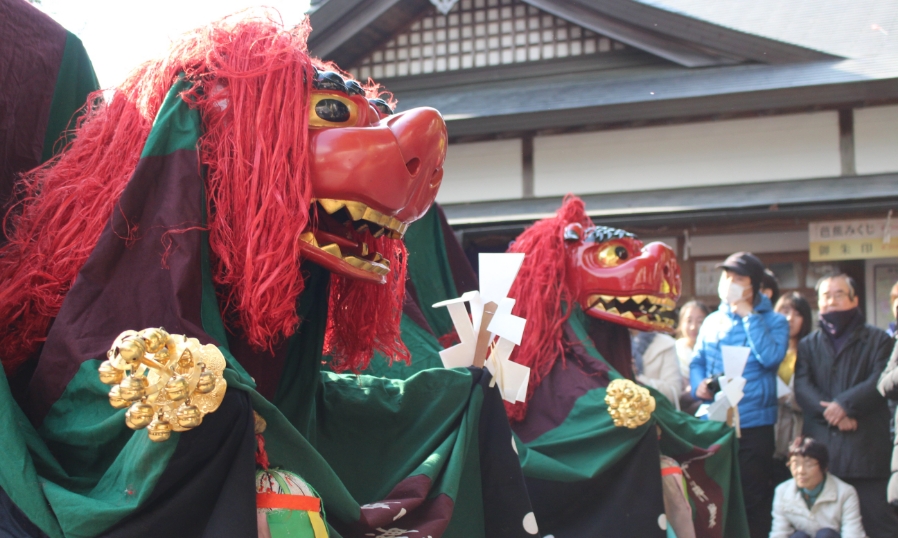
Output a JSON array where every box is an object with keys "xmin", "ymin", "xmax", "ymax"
[
  {"xmin": 794, "ymin": 274, "xmax": 898, "ymax": 538},
  {"xmin": 690, "ymin": 251, "xmax": 790, "ymax": 538}
]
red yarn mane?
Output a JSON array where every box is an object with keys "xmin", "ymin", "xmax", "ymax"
[
  {"xmin": 0, "ymin": 11, "xmax": 407, "ymax": 374},
  {"xmin": 505, "ymin": 195, "xmax": 592, "ymax": 422}
]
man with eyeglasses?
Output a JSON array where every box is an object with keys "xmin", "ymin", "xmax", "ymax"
[{"xmin": 794, "ymin": 274, "xmax": 898, "ymax": 537}]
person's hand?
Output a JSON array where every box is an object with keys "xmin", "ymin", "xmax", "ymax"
[
  {"xmin": 821, "ymin": 401, "xmax": 848, "ymax": 425},
  {"xmin": 696, "ymin": 379, "xmax": 714, "ymax": 400},
  {"xmin": 732, "ymin": 299, "xmax": 753, "ymax": 318},
  {"xmin": 836, "ymin": 417, "xmax": 858, "ymax": 431}
]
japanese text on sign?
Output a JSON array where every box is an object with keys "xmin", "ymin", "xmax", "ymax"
[{"xmin": 809, "ymin": 219, "xmax": 898, "ymax": 261}]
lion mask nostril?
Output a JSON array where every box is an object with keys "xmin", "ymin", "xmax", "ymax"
[{"xmin": 405, "ymin": 158, "xmax": 420, "ymax": 176}]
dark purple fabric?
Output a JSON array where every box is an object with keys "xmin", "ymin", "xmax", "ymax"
[
  {"xmin": 0, "ymin": 0, "xmax": 66, "ymax": 215},
  {"xmin": 587, "ymin": 318, "xmax": 635, "ymax": 380},
  {"xmin": 228, "ymin": 332, "xmax": 289, "ymax": 401},
  {"xmin": 675, "ymin": 444, "xmax": 729, "ymax": 538},
  {"xmin": 25, "ymin": 149, "xmax": 209, "ymax": 425},
  {"xmin": 512, "ymin": 322, "xmax": 610, "ymax": 444},
  {"xmin": 820, "ymin": 307, "xmax": 865, "ymax": 354},
  {"xmin": 333, "ymin": 474, "xmax": 456, "ymax": 537},
  {"xmin": 435, "ymin": 204, "xmax": 478, "ymax": 294}
]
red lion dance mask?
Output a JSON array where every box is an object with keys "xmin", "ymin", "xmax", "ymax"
[
  {"xmin": 0, "ymin": 13, "xmax": 447, "ymax": 375},
  {"xmin": 505, "ymin": 196, "xmax": 681, "ymax": 421}
]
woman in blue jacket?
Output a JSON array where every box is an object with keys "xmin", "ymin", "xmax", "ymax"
[{"xmin": 690, "ymin": 252, "xmax": 790, "ymax": 538}]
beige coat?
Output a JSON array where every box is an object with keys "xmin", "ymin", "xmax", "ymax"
[
  {"xmin": 770, "ymin": 473, "xmax": 866, "ymax": 538},
  {"xmin": 636, "ymin": 333, "xmax": 682, "ymax": 410}
]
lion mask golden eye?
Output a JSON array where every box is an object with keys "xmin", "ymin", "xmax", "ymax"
[
  {"xmin": 597, "ymin": 245, "xmax": 630, "ymax": 266},
  {"xmin": 309, "ymin": 93, "xmax": 359, "ymax": 128}
]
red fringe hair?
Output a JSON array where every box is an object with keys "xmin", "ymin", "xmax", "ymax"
[
  {"xmin": 0, "ymin": 11, "xmax": 407, "ymax": 374},
  {"xmin": 504, "ymin": 195, "xmax": 592, "ymax": 422}
]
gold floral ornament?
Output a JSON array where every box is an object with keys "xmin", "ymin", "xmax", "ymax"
[
  {"xmin": 604, "ymin": 378, "xmax": 655, "ymax": 429},
  {"xmin": 98, "ymin": 328, "xmax": 227, "ymax": 442}
]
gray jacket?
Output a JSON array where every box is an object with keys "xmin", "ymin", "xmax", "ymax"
[
  {"xmin": 876, "ymin": 338, "xmax": 898, "ymax": 504},
  {"xmin": 794, "ymin": 323, "xmax": 892, "ymax": 478}
]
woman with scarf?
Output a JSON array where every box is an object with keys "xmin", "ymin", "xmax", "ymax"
[{"xmin": 794, "ymin": 274, "xmax": 898, "ymax": 538}]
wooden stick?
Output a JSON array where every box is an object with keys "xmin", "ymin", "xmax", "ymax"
[{"xmin": 472, "ymin": 301, "xmax": 498, "ymax": 368}]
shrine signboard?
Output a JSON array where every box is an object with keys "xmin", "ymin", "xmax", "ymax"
[{"xmin": 809, "ymin": 218, "xmax": 898, "ymax": 261}]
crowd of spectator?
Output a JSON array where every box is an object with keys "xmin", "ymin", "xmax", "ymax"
[{"xmin": 633, "ymin": 251, "xmax": 898, "ymax": 538}]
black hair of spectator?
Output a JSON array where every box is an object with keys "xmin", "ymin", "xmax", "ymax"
[
  {"xmin": 774, "ymin": 292, "xmax": 813, "ymax": 341},
  {"xmin": 814, "ymin": 273, "xmax": 858, "ymax": 300},
  {"xmin": 788, "ymin": 436, "xmax": 829, "ymax": 472},
  {"xmin": 761, "ymin": 269, "xmax": 781, "ymax": 305}
]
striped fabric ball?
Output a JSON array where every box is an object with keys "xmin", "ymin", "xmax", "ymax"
[{"xmin": 256, "ymin": 469, "xmax": 328, "ymax": 538}]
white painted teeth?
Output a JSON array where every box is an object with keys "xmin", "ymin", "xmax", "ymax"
[{"xmin": 315, "ymin": 198, "xmax": 409, "ymax": 238}]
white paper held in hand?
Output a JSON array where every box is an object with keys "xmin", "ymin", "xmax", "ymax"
[
  {"xmin": 720, "ymin": 345, "xmax": 750, "ymax": 379},
  {"xmin": 478, "ymin": 253, "xmax": 525, "ymax": 305},
  {"xmin": 433, "ymin": 291, "xmax": 480, "ymax": 368},
  {"xmin": 431, "ymin": 253, "xmax": 531, "ymax": 403}
]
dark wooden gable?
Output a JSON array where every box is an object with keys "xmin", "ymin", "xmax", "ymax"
[{"xmin": 347, "ymin": 0, "xmax": 628, "ymax": 81}]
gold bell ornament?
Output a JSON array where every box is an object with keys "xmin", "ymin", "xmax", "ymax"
[
  {"xmin": 195, "ymin": 363, "xmax": 216, "ymax": 394},
  {"xmin": 125, "ymin": 402, "xmax": 155, "ymax": 430},
  {"xmin": 148, "ymin": 413, "xmax": 173, "ymax": 442},
  {"xmin": 118, "ymin": 375, "xmax": 148, "ymax": 401},
  {"xmin": 99, "ymin": 328, "xmax": 227, "ymax": 442},
  {"xmin": 176, "ymin": 401, "xmax": 202, "ymax": 429},
  {"xmin": 117, "ymin": 336, "xmax": 146, "ymax": 365},
  {"xmin": 139, "ymin": 328, "xmax": 169, "ymax": 354},
  {"xmin": 605, "ymin": 378, "xmax": 656, "ymax": 429},
  {"xmin": 98, "ymin": 360, "xmax": 123, "ymax": 385},
  {"xmin": 164, "ymin": 375, "xmax": 190, "ymax": 401},
  {"xmin": 108, "ymin": 385, "xmax": 129, "ymax": 409}
]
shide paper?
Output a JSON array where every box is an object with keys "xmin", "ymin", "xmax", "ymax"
[{"xmin": 433, "ymin": 253, "xmax": 529, "ymax": 403}]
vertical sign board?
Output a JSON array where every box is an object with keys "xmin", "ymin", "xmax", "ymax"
[{"xmin": 809, "ymin": 219, "xmax": 898, "ymax": 261}]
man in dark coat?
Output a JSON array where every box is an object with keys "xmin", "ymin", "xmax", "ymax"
[{"xmin": 794, "ymin": 273, "xmax": 898, "ymax": 538}]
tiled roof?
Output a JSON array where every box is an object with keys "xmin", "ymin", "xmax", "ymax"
[
  {"xmin": 637, "ymin": 0, "xmax": 898, "ymax": 59},
  {"xmin": 391, "ymin": 51, "xmax": 898, "ymax": 135},
  {"xmin": 440, "ymin": 173, "xmax": 898, "ymax": 225}
]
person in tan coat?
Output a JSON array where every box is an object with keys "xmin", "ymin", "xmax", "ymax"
[{"xmin": 770, "ymin": 437, "xmax": 866, "ymax": 538}]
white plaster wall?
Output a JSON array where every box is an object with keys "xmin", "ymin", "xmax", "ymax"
[
  {"xmin": 436, "ymin": 139, "xmax": 522, "ymax": 204},
  {"xmin": 533, "ymin": 112, "xmax": 841, "ymax": 196},
  {"xmin": 689, "ymin": 231, "xmax": 809, "ymax": 257},
  {"xmin": 855, "ymin": 105, "xmax": 898, "ymax": 175}
]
